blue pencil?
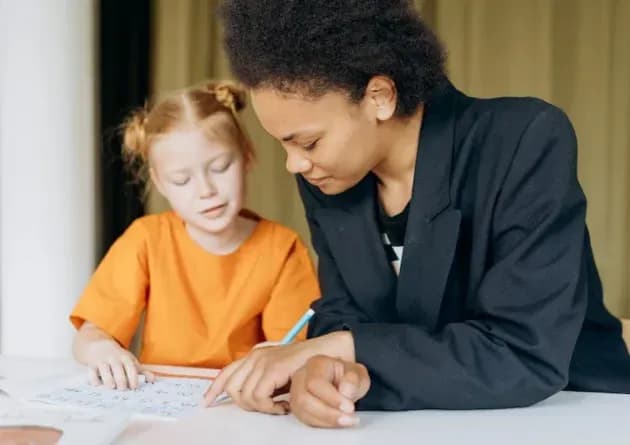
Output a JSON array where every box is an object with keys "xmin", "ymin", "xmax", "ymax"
[
  {"xmin": 280, "ymin": 308, "xmax": 315, "ymax": 344},
  {"xmin": 212, "ymin": 308, "xmax": 316, "ymax": 405}
]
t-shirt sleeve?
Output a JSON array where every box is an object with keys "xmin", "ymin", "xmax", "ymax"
[
  {"xmin": 69, "ymin": 219, "xmax": 149, "ymax": 348},
  {"xmin": 262, "ymin": 235, "xmax": 320, "ymax": 341}
]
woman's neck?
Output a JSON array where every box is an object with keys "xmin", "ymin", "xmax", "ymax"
[
  {"xmin": 186, "ymin": 215, "xmax": 257, "ymax": 255},
  {"xmin": 372, "ymin": 105, "xmax": 424, "ymax": 215}
]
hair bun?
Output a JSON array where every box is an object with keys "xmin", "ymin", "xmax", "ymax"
[
  {"xmin": 207, "ymin": 81, "xmax": 247, "ymax": 112},
  {"xmin": 122, "ymin": 108, "xmax": 149, "ymax": 158}
]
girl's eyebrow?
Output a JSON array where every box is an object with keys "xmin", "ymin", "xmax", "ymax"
[
  {"xmin": 165, "ymin": 153, "xmax": 232, "ymax": 174},
  {"xmin": 208, "ymin": 152, "xmax": 232, "ymax": 161},
  {"xmin": 164, "ymin": 167, "xmax": 190, "ymax": 175}
]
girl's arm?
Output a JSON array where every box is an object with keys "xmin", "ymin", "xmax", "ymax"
[
  {"xmin": 73, "ymin": 321, "xmax": 154, "ymax": 390},
  {"xmin": 70, "ymin": 218, "xmax": 152, "ymax": 390}
]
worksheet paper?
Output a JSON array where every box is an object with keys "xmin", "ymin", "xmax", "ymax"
[{"xmin": 29, "ymin": 376, "xmax": 210, "ymax": 419}]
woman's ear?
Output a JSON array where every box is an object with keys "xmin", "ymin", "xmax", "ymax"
[{"xmin": 364, "ymin": 75, "xmax": 397, "ymax": 121}]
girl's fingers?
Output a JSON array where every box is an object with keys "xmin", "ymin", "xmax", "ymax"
[
  {"xmin": 109, "ymin": 360, "xmax": 129, "ymax": 390},
  {"xmin": 87, "ymin": 366, "xmax": 101, "ymax": 386},
  {"xmin": 140, "ymin": 368, "xmax": 156, "ymax": 383},
  {"xmin": 120, "ymin": 355, "xmax": 139, "ymax": 390},
  {"xmin": 97, "ymin": 363, "xmax": 115, "ymax": 389}
]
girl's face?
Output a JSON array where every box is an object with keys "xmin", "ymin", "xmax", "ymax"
[
  {"xmin": 149, "ymin": 112, "xmax": 247, "ymax": 235},
  {"xmin": 250, "ymin": 86, "xmax": 389, "ymax": 195}
]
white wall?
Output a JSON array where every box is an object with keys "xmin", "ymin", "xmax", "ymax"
[{"xmin": 0, "ymin": 0, "xmax": 97, "ymax": 357}]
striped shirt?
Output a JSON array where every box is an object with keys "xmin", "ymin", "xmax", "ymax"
[{"xmin": 377, "ymin": 202, "xmax": 409, "ymax": 275}]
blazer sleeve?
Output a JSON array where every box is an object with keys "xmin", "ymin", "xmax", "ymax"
[{"xmin": 302, "ymin": 107, "xmax": 589, "ymax": 410}]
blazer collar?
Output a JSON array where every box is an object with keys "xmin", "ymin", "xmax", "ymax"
[{"xmin": 410, "ymin": 80, "xmax": 458, "ymax": 223}]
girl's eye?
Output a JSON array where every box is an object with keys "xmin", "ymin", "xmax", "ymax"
[
  {"xmin": 210, "ymin": 161, "xmax": 231, "ymax": 173},
  {"xmin": 172, "ymin": 177, "xmax": 190, "ymax": 186},
  {"xmin": 303, "ymin": 140, "xmax": 319, "ymax": 151}
]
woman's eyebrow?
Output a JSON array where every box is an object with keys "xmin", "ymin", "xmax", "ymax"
[{"xmin": 282, "ymin": 131, "xmax": 321, "ymax": 142}]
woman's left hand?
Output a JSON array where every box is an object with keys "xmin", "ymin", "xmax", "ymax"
[
  {"xmin": 290, "ymin": 355, "xmax": 371, "ymax": 428},
  {"xmin": 203, "ymin": 331, "xmax": 354, "ymax": 415}
]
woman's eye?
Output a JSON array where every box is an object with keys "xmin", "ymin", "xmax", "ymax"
[{"xmin": 303, "ymin": 140, "xmax": 319, "ymax": 151}]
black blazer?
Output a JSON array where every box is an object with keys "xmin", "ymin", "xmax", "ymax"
[{"xmin": 300, "ymin": 81, "xmax": 630, "ymax": 411}]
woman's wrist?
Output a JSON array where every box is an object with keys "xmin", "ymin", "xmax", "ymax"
[{"xmin": 313, "ymin": 331, "xmax": 355, "ymax": 362}]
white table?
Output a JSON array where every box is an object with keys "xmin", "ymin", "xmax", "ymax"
[{"xmin": 1, "ymin": 355, "xmax": 629, "ymax": 444}]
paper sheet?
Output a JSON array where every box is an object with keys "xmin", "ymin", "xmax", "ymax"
[{"xmin": 29, "ymin": 376, "xmax": 210, "ymax": 418}]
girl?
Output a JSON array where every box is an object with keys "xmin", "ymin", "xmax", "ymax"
[
  {"xmin": 70, "ymin": 81, "xmax": 320, "ymax": 390},
  {"xmin": 205, "ymin": 0, "xmax": 630, "ymax": 428}
]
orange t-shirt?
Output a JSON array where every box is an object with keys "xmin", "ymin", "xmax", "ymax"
[{"xmin": 70, "ymin": 211, "xmax": 320, "ymax": 368}]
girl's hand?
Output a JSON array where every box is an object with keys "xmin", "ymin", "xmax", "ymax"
[{"xmin": 85, "ymin": 340, "xmax": 155, "ymax": 390}]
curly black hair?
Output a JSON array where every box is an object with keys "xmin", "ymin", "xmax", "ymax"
[{"xmin": 221, "ymin": 0, "xmax": 447, "ymax": 117}]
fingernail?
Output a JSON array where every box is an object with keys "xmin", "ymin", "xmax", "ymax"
[
  {"xmin": 338, "ymin": 415, "xmax": 359, "ymax": 427},
  {"xmin": 339, "ymin": 383, "xmax": 355, "ymax": 399},
  {"xmin": 339, "ymin": 400, "xmax": 354, "ymax": 414},
  {"xmin": 214, "ymin": 393, "xmax": 230, "ymax": 404}
]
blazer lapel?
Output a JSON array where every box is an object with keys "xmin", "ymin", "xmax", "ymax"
[
  {"xmin": 314, "ymin": 177, "xmax": 399, "ymax": 321},
  {"xmin": 397, "ymin": 82, "xmax": 462, "ymax": 332}
]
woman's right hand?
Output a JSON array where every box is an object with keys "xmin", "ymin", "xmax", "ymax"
[{"xmin": 85, "ymin": 339, "xmax": 155, "ymax": 390}]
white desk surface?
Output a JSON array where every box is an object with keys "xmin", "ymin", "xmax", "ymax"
[{"xmin": 1, "ymin": 355, "xmax": 628, "ymax": 445}]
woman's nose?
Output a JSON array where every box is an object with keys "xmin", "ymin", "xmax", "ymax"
[{"xmin": 285, "ymin": 150, "xmax": 313, "ymax": 174}]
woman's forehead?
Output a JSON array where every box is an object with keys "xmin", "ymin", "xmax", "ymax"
[{"xmin": 251, "ymin": 88, "xmax": 355, "ymax": 136}]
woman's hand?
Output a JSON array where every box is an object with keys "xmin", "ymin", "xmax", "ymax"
[
  {"xmin": 203, "ymin": 331, "xmax": 355, "ymax": 415},
  {"xmin": 290, "ymin": 355, "xmax": 371, "ymax": 428}
]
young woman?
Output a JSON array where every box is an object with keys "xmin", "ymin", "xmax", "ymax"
[{"xmin": 204, "ymin": 0, "xmax": 630, "ymax": 428}]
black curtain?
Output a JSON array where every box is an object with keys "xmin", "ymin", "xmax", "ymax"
[{"xmin": 98, "ymin": 0, "xmax": 151, "ymax": 258}]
